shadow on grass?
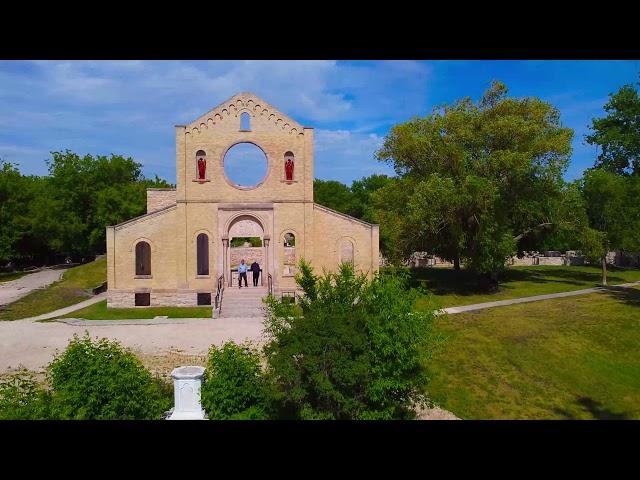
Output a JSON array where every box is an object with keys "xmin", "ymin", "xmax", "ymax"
[
  {"xmin": 600, "ymin": 285, "xmax": 640, "ymax": 308},
  {"xmin": 554, "ymin": 396, "xmax": 631, "ymax": 420},
  {"xmin": 406, "ymin": 266, "xmax": 635, "ymax": 297}
]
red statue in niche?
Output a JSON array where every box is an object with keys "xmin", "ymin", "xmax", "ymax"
[
  {"xmin": 197, "ymin": 156, "xmax": 206, "ymax": 181},
  {"xmin": 285, "ymin": 158, "xmax": 294, "ymax": 182}
]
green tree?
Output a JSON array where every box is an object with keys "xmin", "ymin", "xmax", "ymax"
[
  {"xmin": 263, "ymin": 261, "xmax": 437, "ymax": 420},
  {"xmin": 313, "ymin": 179, "xmax": 357, "ymax": 216},
  {"xmin": 580, "ymin": 169, "xmax": 640, "ymax": 284},
  {"xmin": 586, "ymin": 79, "xmax": 640, "ymax": 175},
  {"xmin": 201, "ymin": 341, "xmax": 270, "ymax": 419},
  {"xmin": 375, "ymin": 81, "xmax": 573, "ymax": 289}
]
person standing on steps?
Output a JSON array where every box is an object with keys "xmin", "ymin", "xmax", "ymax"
[
  {"xmin": 250, "ymin": 260, "xmax": 261, "ymax": 287},
  {"xmin": 238, "ymin": 259, "xmax": 248, "ymax": 288}
]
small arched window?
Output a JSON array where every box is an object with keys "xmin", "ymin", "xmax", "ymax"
[
  {"xmin": 240, "ymin": 112, "xmax": 251, "ymax": 131},
  {"xmin": 284, "ymin": 233, "xmax": 295, "ymax": 247},
  {"xmin": 197, "ymin": 233, "xmax": 209, "ymax": 276},
  {"xmin": 196, "ymin": 150, "xmax": 207, "ymax": 181},
  {"xmin": 135, "ymin": 241, "xmax": 151, "ymax": 276}
]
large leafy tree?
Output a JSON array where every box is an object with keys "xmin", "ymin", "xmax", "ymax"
[
  {"xmin": 0, "ymin": 151, "xmax": 172, "ymax": 266},
  {"xmin": 580, "ymin": 169, "xmax": 640, "ymax": 284},
  {"xmin": 313, "ymin": 179, "xmax": 358, "ymax": 216},
  {"xmin": 375, "ymin": 81, "xmax": 573, "ymax": 289},
  {"xmin": 585, "ymin": 79, "xmax": 640, "ymax": 175}
]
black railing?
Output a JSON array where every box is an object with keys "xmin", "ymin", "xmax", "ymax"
[
  {"xmin": 214, "ymin": 274, "xmax": 224, "ymax": 313},
  {"xmin": 267, "ymin": 273, "xmax": 273, "ymax": 296}
]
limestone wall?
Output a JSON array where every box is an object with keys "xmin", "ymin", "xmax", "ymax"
[
  {"xmin": 312, "ymin": 204, "xmax": 379, "ymax": 278},
  {"xmin": 147, "ymin": 189, "xmax": 176, "ymax": 213},
  {"xmin": 230, "ymin": 247, "xmax": 264, "ymax": 268}
]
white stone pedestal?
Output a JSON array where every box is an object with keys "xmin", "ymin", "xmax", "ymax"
[{"xmin": 168, "ymin": 366, "xmax": 206, "ymax": 420}]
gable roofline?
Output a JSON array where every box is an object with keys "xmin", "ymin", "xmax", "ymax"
[{"xmin": 184, "ymin": 92, "xmax": 305, "ymax": 134}]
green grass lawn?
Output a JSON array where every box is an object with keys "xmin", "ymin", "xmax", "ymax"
[
  {"xmin": 0, "ymin": 258, "xmax": 106, "ymax": 321},
  {"xmin": 0, "ymin": 271, "xmax": 28, "ymax": 283},
  {"xmin": 410, "ymin": 265, "xmax": 640, "ymax": 309},
  {"xmin": 57, "ymin": 299, "xmax": 212, "ymax": 320},
  {"xmin": 426, "ymin": 286, "xmax": 640, "ymax": 419}
]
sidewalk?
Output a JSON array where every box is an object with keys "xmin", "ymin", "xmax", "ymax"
[
  {"xmin": 21, "ymin": 293, "xmax": 107, "ymax": 322},
  {"xmin": 441, "ymin": 281, "xmax": 640, "ymax": 315}
]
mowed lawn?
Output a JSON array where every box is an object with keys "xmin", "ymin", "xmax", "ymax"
[
  {"xmin": 426, "ymin": 286, "xmax": 640, "ymax": 419},
  {"xmin": 0, "ymin": 258, "xmax": 106, "ymax": 321},
  {"xmin": 58, "ymin": 299, "xmax": 212, "ymax": 320},
  {"xmin": 411, "ymin": 265, "xmax": 640, "ymax": 309}
]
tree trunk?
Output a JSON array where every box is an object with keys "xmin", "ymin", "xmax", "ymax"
[
  {"xmin": 453, "ymin": 254, "xmax": 460, "ymax": 271},
  {"xmin": 478, "ymin": 271, "xmax": 499, "ymax": 292},
  {"xmin": 601, "ymin": 256, "xmax": 608, "ymax": 286}
]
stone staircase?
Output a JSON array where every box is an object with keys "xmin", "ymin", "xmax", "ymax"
[{"xmin": 215, "ymin": 285, "xmax": 268, "ymax": 318}]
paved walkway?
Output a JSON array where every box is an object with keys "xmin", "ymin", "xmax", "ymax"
[
  {"xmin": 0, "ymin": 269, "xmax": 63, "ymax": 306},
  {"xmin": 441, "ymin": 281, "xmax": 640, "ymax": 315},
  {"xmin": 21, "ymin": 293, "xmax": 107, "ymax": 321}
]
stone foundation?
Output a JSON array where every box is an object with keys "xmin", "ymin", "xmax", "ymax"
[{"xmin": 107, "ymin": 289, "xmax": 210, "ymax": 308}]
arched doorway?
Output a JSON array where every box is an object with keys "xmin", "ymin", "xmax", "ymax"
[{"xmin": 224, "ymin": 215, "xmax": 270, "ymax": 287}]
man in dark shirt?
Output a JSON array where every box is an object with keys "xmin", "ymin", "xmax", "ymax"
[{"xmin": 250, "ymin": 261, "xmax": 261, "ymax": 287}]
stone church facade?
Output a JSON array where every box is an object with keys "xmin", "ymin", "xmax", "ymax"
[{"xmin": 106, "ymin": 93, "xmax": 379, "ymax": 308}]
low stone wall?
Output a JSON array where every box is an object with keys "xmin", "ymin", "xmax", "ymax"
[{"xmin": 536, "ymin": 256, "xmax": 564, "ymax": 266}]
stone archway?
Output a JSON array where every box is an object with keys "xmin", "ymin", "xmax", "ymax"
[{"xmin": 223, "ymin": 214, "xmax": 271, "ymax": 287}]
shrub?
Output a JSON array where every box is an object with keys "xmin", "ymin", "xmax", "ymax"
[
  {"xmin": 263, "ymin": 261, "xmax": 437, "ymax": 420},
  {"xmin": 201, "ymin": 341, "xmax": 269, "ymax": 419},
  {"xmin": 47, "ymin": 333, "xmax": 171, "ymax": 419},
  {"xmin": 0, "ymin": 370, "xmax": 53, "ymax": 420}
]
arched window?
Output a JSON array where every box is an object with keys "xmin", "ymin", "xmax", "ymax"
[
  {"xmin": 197, "ymin": 233, "xmax": 209, "ymax": 276},
  {"xmin": 284, "ymin": 233, "xmax": 295, "ymax": 247},
  {"xmin": 284, "ymin": 151, "xmax": 295, "ymax": 182},
  {"xmin": 283, "ymin": 232, "xmax": 296, "ymax": 276},
  {"xmin": 135, "ymin": 241, "xmax": 151, "ymax": 276},
  {"xmin": 196, "ymin": 150, "xmax": 207, "ymax": 181},
  {"xmin": 340, "ymin": 239, "xmax": 354, "ymax": 266},
  {"xmin": 240, "ymin": 112, "xmax": 251, "ymax": 131}
]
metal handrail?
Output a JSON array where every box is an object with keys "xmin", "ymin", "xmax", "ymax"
[
  {"xmin": 267, "ymin": 273, "xmax": 273, "ymax": 296},
  {"xmin": 214, "ymin": 274, "xmax": 224, "ymax": 313}
]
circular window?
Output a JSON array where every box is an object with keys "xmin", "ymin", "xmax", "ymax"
[{"xmin": 223, "ymin": 142, "xmax": 268, "ymax": 188}]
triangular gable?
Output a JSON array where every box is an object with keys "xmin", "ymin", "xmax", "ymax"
[{"xmin": 185, "ymin": 92, "xmax": 305, "ymax": 136}]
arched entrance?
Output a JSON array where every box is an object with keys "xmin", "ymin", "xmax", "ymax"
[{"xmin": 222, "ymin": 214, "xmax": 271, "ymax": 287}]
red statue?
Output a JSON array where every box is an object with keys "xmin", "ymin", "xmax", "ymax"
[
  {"xmin": 285, "ymin": 158, "xmax": 294, "ymax": 182},
  {"xmin": 197, "ymin": 156, "xmax": 206, "ymax": 180}
]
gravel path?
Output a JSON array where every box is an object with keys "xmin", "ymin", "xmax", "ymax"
[
  {"xmin": 0, "ymin": 269, "xmax": 63, "ymax": 306},
  {"xmin": 0, "ymin": 315, "xmax": 265, "ymax": 373}
]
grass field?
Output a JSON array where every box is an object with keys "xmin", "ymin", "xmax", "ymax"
[
  {"xmin": 411, "ymin": 265, "xmax": 640, "ymax": 309},
  {"xmin": 0, "ymin": 271, "xmax": 28, "ymax": 283},
  {"xmin": 0, "ymin": 258, "xmax": 106, "ymax": 321},
  {"xmin": 58, "ymin": 299, "xmax": 212, "ymax": 320},
  {"xmin": 426, "ymin": 286, "xmax": 640, "ymax": 419}
]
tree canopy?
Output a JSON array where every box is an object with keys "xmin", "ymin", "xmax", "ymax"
[
  {"xmin": 586, "ymin": 79, "xmax": 640, "ymax": 175},
  {"xmin": 0, "ymin": 151, "xmax": 171, "ymax": 266},
  {"xmin": 373, "ymin": 81, "xmax": 574, "ymax": 287}
]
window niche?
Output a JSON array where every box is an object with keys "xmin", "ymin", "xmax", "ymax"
[
  {"xmin": 284, "ymin": 151, "xmax": 295, "ymax": 182},
  {"xmin": 340, "ymin": 239, "xmax": 354, "ymax": 266},
  {"xmin": 195, "ymin": 150, "xmax": 209, "ymax": 182}
]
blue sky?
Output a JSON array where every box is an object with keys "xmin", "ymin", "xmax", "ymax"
[{"xmin": 1, "ymin": 60, "xmax": 638, "ymax": 185}]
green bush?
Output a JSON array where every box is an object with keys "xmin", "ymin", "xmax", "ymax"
[
  {"xmin": 201, "ymin": 341, "xmax": 270, "ymax": 419},
  {"xmin": 0, "ymin": 370, "xmax": 53, "ymax": 420},
  {"xmin": 263, "ymin": 261, "xmax": 437, "ymax": 420},
  {"xmin": 47, "ymin": 333, "xmax": 171, "ymax": 419}
]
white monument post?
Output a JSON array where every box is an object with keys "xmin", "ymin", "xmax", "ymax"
[{"xmin": 168, "ymin": 366, "xmax": 206, "ymax": 420}]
